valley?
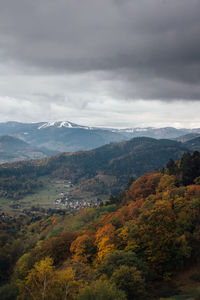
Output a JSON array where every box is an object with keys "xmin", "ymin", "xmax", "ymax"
[
  {"xmin": 1, "ymin": 122, "xmax": 200, "ymax": 299},
  {"xmin": 0, "ymin": 177, "xmax": 104, "ymax": 213},
  {"xmin": 0, "ymin": 137, "xmax": 188, "ymax": 213},
  {"xmin": 0, "ymin": 1, "xmax": 199, "ymax": 298},
  {"xmin": 1, "ymin": 150, "xmax": 200, "ymax": 299}
]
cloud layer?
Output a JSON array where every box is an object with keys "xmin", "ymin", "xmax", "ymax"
[{"xmin": 0, "ymin": 0, "xmax": 199, "ymax": 126}]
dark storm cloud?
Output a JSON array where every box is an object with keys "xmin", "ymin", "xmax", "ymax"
[{"xmin": 0, "ymin": 0, "xmax": 200, "ymax": 100}]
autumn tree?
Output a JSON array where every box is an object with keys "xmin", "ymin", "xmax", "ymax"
[
  {"xmin": 37, "ymin": 231, "xmax": 77, "ymax": 265},
  {"xmin": 126, "ymin": 172, "xmax": 161, "ymax": 202},
  {"xmin": 52, "ymin": 268, "xmax": 79, "ymax": 300},
  {"xmin": 18, "ymin": 256, "xmax": 54, "ymax": 300},
  {"xmin": 70, "ymin": 234, "xmax": 96, "ymax": 263},
  {"xmin": 98, "ymin": 250, "xmax": 145, "ymax": 278},
  {"xmin": 95, "ymin": 224, "xmax": 116, "ymax": 262},
  {"xmin": 137, "ymin": 200, "xmax": 177, "ymax": 278}
]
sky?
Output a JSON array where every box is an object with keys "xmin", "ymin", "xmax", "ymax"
[{"xmin": 0, "ymin": 0, "xmax": 200, "ymax": 128}]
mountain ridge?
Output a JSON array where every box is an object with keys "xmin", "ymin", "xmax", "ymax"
[
  {"xmin": 0, "ymin": 136, "xmax": 188, "ymax": 199},
  {"xmin": 0, "ymin": 121, "xmax": 199, "ymax": 154},
  {"xmin": 0, "ymin": 135, "xmax": 56, "ymax": 164}
]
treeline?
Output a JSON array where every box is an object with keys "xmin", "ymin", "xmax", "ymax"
[{"xmin": 165, "ymin": 151, "xmax": 200, "ymax": 185}]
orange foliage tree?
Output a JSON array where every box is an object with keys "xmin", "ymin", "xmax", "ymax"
[
  {"xmin": 95, "ymin": 224, "xmax": 116, "ymax": 262},
  {"xmin": 70, "ymin": 234, "xmax": 96, "ymax": 263}
]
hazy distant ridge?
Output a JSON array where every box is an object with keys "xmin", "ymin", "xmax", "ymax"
[{"xmin": 0, "ymin": 121, "xmax": 200, "ymax": 154}]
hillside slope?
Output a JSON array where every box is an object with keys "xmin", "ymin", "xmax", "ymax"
[
  {"xmin": 183, "ymin": 136, "xmax": 200, "ymax": 152},
  {"xmin": 175, "ymin": 132, "xmax": 200, "ymax": 143},
  {"xmin": 0, "ymin": 135, "xmax": 54, "ymax": 164},
  {"xmin": 1, "ymin": 152, "xmax": 200, "ymax": 299},
  {"xmin": 0, "ymin": 137, "xmax": 188, "ymax": 199}
]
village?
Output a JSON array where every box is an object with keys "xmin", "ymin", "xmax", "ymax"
[
  {"xmin": 0, "ymin": 179, "xmax": 104, "ymax": 215},
  {"xmin": 54, "ymin": 181, "xmax": 103, "ymax": 210},
  {"xmin": 0, "ymin": 211, "xmax": 16, "ymax": 223},
  {"xmin": 54, "ymin": 191, "xmax": 103, "ymax": 210}
]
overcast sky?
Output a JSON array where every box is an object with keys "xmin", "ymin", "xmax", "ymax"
[{"xmin": 0, "ymin": 0, "xmax": 200, "ymax": 128}]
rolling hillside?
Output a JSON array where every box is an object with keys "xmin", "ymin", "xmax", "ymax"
[
  {"xmin": 0, "ymin": 137, "xmax": 188, "ymax": 199},
  {"xmin": 183, "ymin": 136, "xmax": 200, "ymax": 152},
  {"xmin": 175, "ymin": 133, "xmax": 200, "ymax": 143},
  {"xmin": 0, "ymin": 136, "xmax": 55, "ymax": 164},
  {"xmin": 2, "ymin": 152, "xmax": 200, "ymax": 299}
]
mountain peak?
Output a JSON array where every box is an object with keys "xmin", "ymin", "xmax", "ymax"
[{"xmin": 37, "ymin": 121, "xmax": 94, "ymax": 130}]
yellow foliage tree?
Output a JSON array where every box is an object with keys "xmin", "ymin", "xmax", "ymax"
[
  {"xmin": 19, "ymin": 256, "xmax": 54, "ymax": 300},
  {"xmin": 52, "ymin": 267, "xmax": 79, "ymax": 300},
  {"xmin": 95, "ymin": 224, "xmax": 116, "ymax": 262}
]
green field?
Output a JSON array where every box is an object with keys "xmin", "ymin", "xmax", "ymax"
[{"xmin": 0, "ymin": 177, "xmax": 72, "ymax": 213}]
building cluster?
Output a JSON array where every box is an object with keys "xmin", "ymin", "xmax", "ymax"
[
  {"xmin": 0, "ymin": 212, "xmax": 16, "ymax": 222},
  {"xmin": 54, "ymin": 192, "xmax": 103, "ymax": 210}
]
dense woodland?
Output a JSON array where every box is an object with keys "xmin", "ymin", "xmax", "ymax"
[
  {"xmin": 0, "ymin": 137, "xmax": 187, "ymax": 199},
  {"xmin": 1, "ymin": 152, "xmax": 200, "ymax": 299}
]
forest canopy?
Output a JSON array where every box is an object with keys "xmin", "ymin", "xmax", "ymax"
[{"xmin": 1, "ymin": 152, "xmax": 200, "ymax": 299}]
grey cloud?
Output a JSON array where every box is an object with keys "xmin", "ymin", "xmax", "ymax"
[{"xmin": 0, "ymin": 0, "xmax": 200, "ymax": 100}]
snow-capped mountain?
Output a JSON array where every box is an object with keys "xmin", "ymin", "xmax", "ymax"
[
  {"xmin": 38, "ymin": 121, "xmax": 94, "ymax": 130},
  {"xmin": 0, "ymin": 121, "xmax": 200, "ymax": 154},
  {"xmin": 0, "ymin": 121, "xmax": 126, "ymax": 152}
]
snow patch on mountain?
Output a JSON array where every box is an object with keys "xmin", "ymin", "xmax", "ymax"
[
  {"xmin": 38, "ymin": 122, "xmax": 57, "ymax": 129},
  {"xmin": 58, "ymin": 121, "xmax": 72, "ymax": 128},
  {"xmin": 121, "ymin": 128, "xmax": 149, "ymax": 133},
  {"xmin": 38, "ymin": 121, "xmax": 94, "ymax": 130}
]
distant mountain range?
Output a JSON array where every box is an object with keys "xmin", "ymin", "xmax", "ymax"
[
  {"xmin": 0, "ymin": 121, "xmax": 200, "ymax": 156},
  {"xmin": 175, "ymin": 133, "xmax": 200, "ymax": 143},
  {"xmin": 0, "ymin": 121, "xmax": 125, "ymax": 153}
]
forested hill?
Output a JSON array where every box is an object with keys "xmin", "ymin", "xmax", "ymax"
[
  {"xmin": 183, "ymin": 136, "xmax": 200, "ymax": 152},
  {"xmin": 0, "ymin": 135, "xmax": 55, "ymax": 164},
  {"xmin": 0, "ymin": 137, "xmax": 187, "ymax": 199},
  {"xmin": 2, "ymin": 152, "xmax": 200, "ymax": 299}
]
